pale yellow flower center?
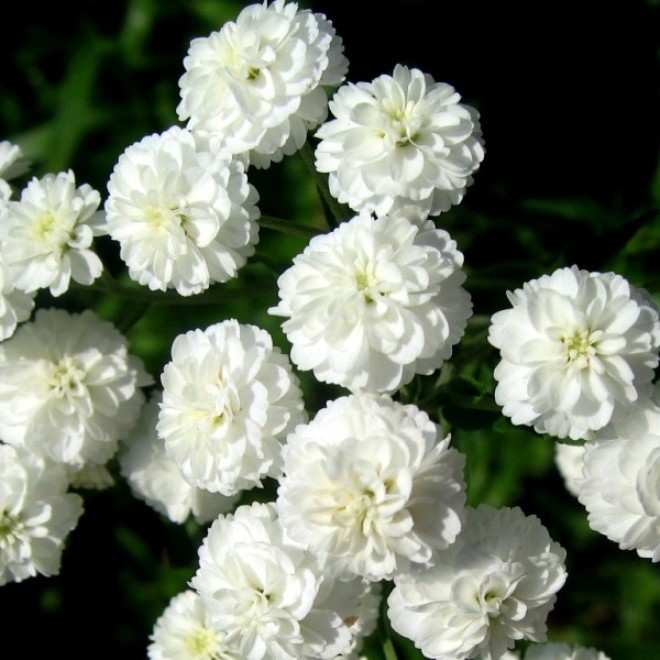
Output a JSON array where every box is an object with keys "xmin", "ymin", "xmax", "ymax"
[
  {"xmin": 561, "ymin": 328, "xmax": 598, "ymax": 368},
  {"xmin": 185, "ymin": 627, "xmax": 222, "ymax": 659},
  {"xmin": 48, "ymin": 357, "xmax": 85, "ymax": 398}
]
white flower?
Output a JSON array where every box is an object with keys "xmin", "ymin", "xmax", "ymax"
[
  {"xmin": 0, "ymin": 140, "xmax": 30, "ymax": 202},
  {"xmin": 524, "ymin": 642, "xmax": 611, "ymax": 660},
  {"xmin": 0, "ymin": 308, "xmax": 152, "ymax": 468},
  {"xmin": 277, "ymin": 392, "xmax": 466, "ymax": 582},
  {"xmin": 554, "ymin": 442, "xmax": 585, "ymax": 497},
  {"xmin": 0, "ymin": 256, "xmax": 35, "ymax": 341},
  {"xmin": 158, "ymin": 319, "xmax": 306, "ymax": 496},
  {"xmin": 121, "ymin": 394, "xmax": 238, "ymax": 524},
  {"xmin": 388, "ymin": 505, "xmax": 567, "ymax": 660},
  {"xmin": 149, "ymin": 590, "xmax": 237, "ymax": 660},
  {"xmin": 270, "ymin": 213, "xmax": 472, "ymax": 393},
  {"xmin": 488, "ymin": 266, "xmax": 660, "ymax": 440},
  {"xmin": 577, "ymin": 396, "xmax": 660, "ymax": 561},
  {"xmin": 0, "ymin": 444, "xmax": 83, "ymax": 585},
  {"xmin": 105, "ymin": 126, "xmax": 259, "ymax": 296},
  {"xmin": 191, "ymin": 502, "xmax": 362, "ymax": 659},
  {"xmin": 315, "ymin": 64, "xmax": 485, "ymax": 220},
  {"xmin": 1, "ymin": 170, "xmax": 105, "ymax": 296},
  {"xmin": 177, "ymin": 0, "xmax": 347, "ymax": 168}
]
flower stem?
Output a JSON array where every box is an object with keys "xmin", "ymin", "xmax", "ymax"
[
  {"xmin": 258, "ymin": 214, "xmax": 321, "ymax": 239},
  {"xmin": 300, "ymin": 141, "xmax": 352, "ymax": 227}
]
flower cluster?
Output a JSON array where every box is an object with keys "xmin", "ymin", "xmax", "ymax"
[{"xmin": 3, "ymin": 1, "xmax": 654, "ymax": 658}]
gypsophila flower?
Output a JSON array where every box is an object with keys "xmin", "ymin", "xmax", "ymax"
[
  {"xmin": 149, "ymin": 590, "xmax": 237, "ymax": 660},
  {"xmin": 1, "ymin": 170, "xmax": 105, "ymax": 296},
  {"xmin": 577, "ymin": 386, "xmax": 660, "ymax": 561},
  {"xmin": 315, "ymin": 64, "xmax": 484, "ymax": 220},
  {"xmin": 191, "ymin": 502, "xmax": 365, "ymax": 659},
  {"xmin": 270, "ymin": 212, "xmax": 472, "ymax": 393},
  {"xmin": 0, "ymin": 140, "xmax": 30, "ymax": 203},
  {"xmin": 0, "ymin": 255, "xmax": 35, "ymax": 342},
  {"xmin": 0, "ymin": 308, "xmax": 152, "ymax": 468},
  {"xmin": 177, "ymin": 0, "xmax": 347, "ymax": 168},
  {"xmin": 105, "ymin": 126, "xmax": 259, "ymax": 295},
  {"xmin": 388, "ymin": 504, "xmax": 567, "ymax": 660},
  {"xmin": 488, "ymin": 266, "xmax": 660, "ymax": 440},
  {"xmin": 277, "ymin": 392, "xmax": 466, "ymax": 582},
  {"xmin": 0, "ymin": 444, "xmax": 83, "ymax": 585},
  {"xmin": 524, "ymin": 642, "xmax": 611, "ymax": 660},
  {"xmin": 158, "ymin": 319, "xmax": 306, "ymax": 496},
  {"xmin": 121, "ymin": 394, "xmax": 238, "ymax": 524}
]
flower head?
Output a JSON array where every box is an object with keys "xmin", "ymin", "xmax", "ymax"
[
  {"xmin": 177, "ymin": 0, "xmax": 347, "ymax": 167},
  {"xmin": 0, "ymin": 444, "xmax": 83, "ymax": 585},
  {"xmin": 121, "ymin": 394, "xmax": 238, "ymax": 524},
  {"xmin": 489, "ymin": 266, "xmax": 660, "ymax": 440},
  {"xmin": 106, "ymin": 126, "xmax": 259, "ymax": 295},
  {"xmin": 0, "ymin": 308, "xmax": 152, "ymax": 468},
  {"xmin": 315, "ymin": 64, "xmax": 484, "ymax": 220},
  {"xmin": 388, "ymin": 504, "xmax": 567, "ymax": 660},
  {"xmin": 157, "ymin": 319, "xmax": 306, "ymax": 496},
  {"xmin": 270, "ymin": 213, "xmax": 472, "ymax": 393},
  {"xmin": 277, "ymin": 392, "xmax": 466, "ymax": 582},
  {"xmin": 1, "ymin": 170, "xmax": 105, "ymax": 296},
  {"xmin": 149, "ymin": 590, "xmax": 237, "ymax": 660},
  {"xmin": 191, "ymin": 502, "xmax": 364, "ymax": 659},
  {"xmin": 577, "ymin": 387, "xmax": 660, "ymax": 561}
]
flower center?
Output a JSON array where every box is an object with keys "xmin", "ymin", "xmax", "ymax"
[
  {"xmin": 33, "ymin": 210, "xmax": 72, "ymax": 250},
  {"xmin": 0, "ymin": 510, "xmax": 20, "ymax": 540},
  {"xmin": 47, "ymin": 356, "xmax": 85, "ymax": 399},
  {"xmin": 561, "ymin": 328, "xmax": 597, "ymax": 367},
  {"xmin": 380, "ymin": 99, "xmax": 422, "ymax": 146},
  {"xmin": 185, "ymin": 627, "xmax": 222, "ymax": 659}
]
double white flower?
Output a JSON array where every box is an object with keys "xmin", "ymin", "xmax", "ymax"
[
  {"xmin": 191, "ymin": 502, "xmax": 373, "ymax": 659},
  {"xmin": 270, "ymin": 212, "xmax": 472, "ymax": 393},
  {"xmin": 388, "ymin": 505, "xmax": 567, "ymax": 660},
  {"xmin": 177, "ymin": 0, "xmax": 347, "ymax": 167},
  {"xmin": 1, "ymin": 170, "xmax": 105, "ymax": 297},
  {"xmin": 157, "ymin": 319, "xmax": 305, "ymax": 495},
  {"xmin": 489, "ymin": 266, "xmax": 660, "ymax": 440},
  {"xmin": 277, "ymin": 392, "xmax": 466, "ymax": 582},
  {"xmin": 0, "ymin": 444, "xmax": 83, "ymax": 585},
  {"xmin": 0, "ymin": 308, "xmax": 151, "ymax": 468},
  {"xmin": 106, "ymin": 126, "xmax": 260, "ymax": 295},
  {"xmin": 315, "ymin": 64, "xmax": 485, "ymax": 220}
]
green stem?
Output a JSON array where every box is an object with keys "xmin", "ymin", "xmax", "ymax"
[
  {"xmin": 378, "ymin": 582, "xmax": 399, "ymax": 660},
  {"xmin": 258, "ymin": 214, "xmax": 321, "ymax": 239},
  {"xmin": 299, "ymin": 141, "xmax": 352, "ymax": 227}
]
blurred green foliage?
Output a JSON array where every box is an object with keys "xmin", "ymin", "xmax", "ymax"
[{"xmin": 1, "ymin": 1, "xmax": 659, "ymax": 658}]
